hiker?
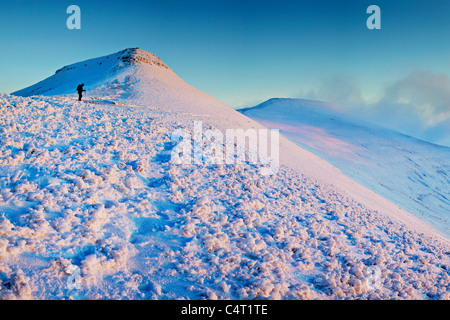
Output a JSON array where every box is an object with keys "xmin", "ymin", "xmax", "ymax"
[{"xmin": 77, "ymin": 83, "xmax": 86, "ymax": 101}]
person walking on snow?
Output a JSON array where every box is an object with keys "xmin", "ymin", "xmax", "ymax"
[{"xmin": 77, "ymin": 83, "xmax": 86, "ymax": 101}]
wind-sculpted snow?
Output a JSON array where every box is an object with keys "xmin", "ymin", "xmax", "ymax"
[{"xmin": 0, "ymin": 94, "xmax": 448, "ymax": 300}]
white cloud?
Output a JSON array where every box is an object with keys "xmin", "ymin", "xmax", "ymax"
[{"xmin": 301, "ymin": 71, "xmax": 450, "ymax": 147}]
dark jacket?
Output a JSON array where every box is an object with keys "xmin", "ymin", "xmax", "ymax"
[{"xmin": 77, "ymin": 85, "xmax": 84, "ymax": 93}]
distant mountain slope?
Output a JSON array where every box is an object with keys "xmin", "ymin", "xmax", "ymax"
[{"xmin": 240, "ymin": 98, "xmax": 450, "ymax": 237}]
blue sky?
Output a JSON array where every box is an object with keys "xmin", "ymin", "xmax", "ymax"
[{"xmin": 1, "ymin": 0, "xmax": 450, "ymax": 145}]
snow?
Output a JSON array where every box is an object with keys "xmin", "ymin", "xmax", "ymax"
[
  {"xmin": 0, "ymin": 49, "xmax": 448, "ymax": 300},
  {"xmin": 12, "ymin": 48, "xmax": 233, "ymax": 119},
  {"xmin": 239, "ymin": 98, "xmax": 450, "ymax": 238}
]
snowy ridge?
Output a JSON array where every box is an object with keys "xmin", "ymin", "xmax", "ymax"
[
  {"xmin": 1, "ymin": 49, "xmax": 449, "ymax": 299},
  {"xmin": 239, "ymin": 97, "xmax": 342, "ymax": 115},
  {"xmin": 240, "ymin": 98, "xmax": 450, "ymax": 237}
]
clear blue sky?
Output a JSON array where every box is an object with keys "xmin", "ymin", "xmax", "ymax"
[
  {"xmin": 0, "ymin": 0, "xmax": 447, "ymax": 105},
  {"xmin": 1, "ymin": 0, "xmax": 450, "ymax": 146}
]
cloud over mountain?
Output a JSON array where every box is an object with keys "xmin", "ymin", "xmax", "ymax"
[{"xmin": 302, "ymin": 71, "xmax": 450, "ymax": 147}]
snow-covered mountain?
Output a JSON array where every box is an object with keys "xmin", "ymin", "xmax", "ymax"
[
  {"xmin": 239, "ymin": 98, "xmax": 450, "ymax": 237},
  {"xmin": 1, "ymin": 49, "xmax": 448, "ymax": 300},
  {"xmin": 12, "ymin": 48, "xmax": 233, "ymax": 117},
  {"xmin": 13, "ymin": 48, "xmax": 170, "ymax": 97}
]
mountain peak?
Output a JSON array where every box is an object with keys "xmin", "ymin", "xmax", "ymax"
[
  {"xmin": 12, "ymin": 48, "xmax": 178, "ymax": 97},
  {"xmin": 11, "ymin": 48, "xmax": 232, "ymax": 117},
  {"xmin": 54, "ymin": 48, "xmax": 170, "ymax": 75},
  {"xmin": 117, "ymin": 48, "xmax": 169, "ymax": 69}
]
